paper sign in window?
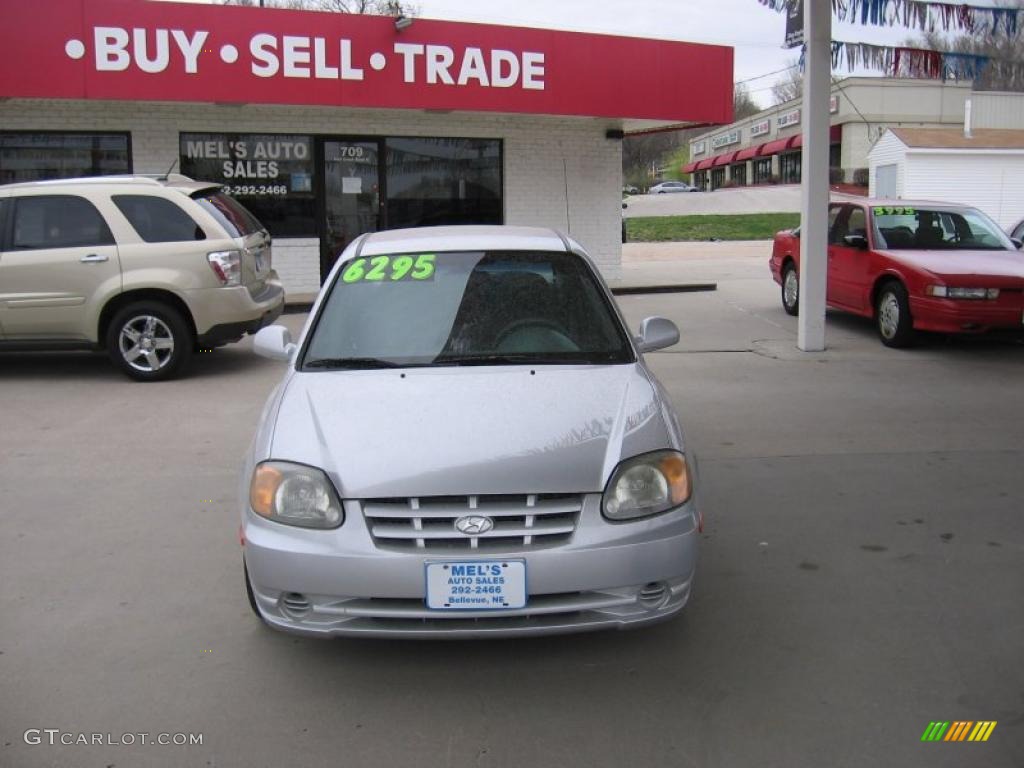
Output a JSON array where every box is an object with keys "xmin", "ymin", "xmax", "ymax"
[{"xmin": 342, "ymin": 176, "xmax": 362, "ymax": 194}]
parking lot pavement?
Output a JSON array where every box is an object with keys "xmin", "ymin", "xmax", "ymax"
[
  {"xmin": 2, "ymin": 257, "xmax": 1023, "ymax": 768},
  {"xmin": 624, "ymin": 185, "xmax": 803, "ymax": 217}
]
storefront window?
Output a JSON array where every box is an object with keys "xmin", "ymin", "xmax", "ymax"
[
  {"xmin": 730, "ymin": 163, "xmax": 747, "ymax": 186},
  {"xmin": 0, "ymin": 132, "xmax": 130, "ymax": 183},
  {"xmin": 385, "ymin": 138, "xmax": 502, "ymax": 229},
  {"xmin": 752, "ymin": 158, "xmax": 773, "ymax": 184},
  {"xmin": 180, "ymin": 133, "xmax": 316, "ymax": 237},
  {"xmin": 780, "ymin": 152, "xmax": 801, "ymax": 184},
  {"xmin": 710, "ymin": 168, "xmax": 726, "ymax": 190}
]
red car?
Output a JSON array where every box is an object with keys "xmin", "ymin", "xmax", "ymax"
[{"xmin": 769, "ymin": 199, "xmax": 1024, "ymax": 347}]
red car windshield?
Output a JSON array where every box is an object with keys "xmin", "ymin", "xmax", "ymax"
[{"xmin": 873, "ymin": 206, "xmax": 1012, "ymax": 251}]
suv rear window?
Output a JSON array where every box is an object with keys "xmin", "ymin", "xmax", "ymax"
[
  {"xmin": 113, "ymin": 194, "xmax": 205, "ymax": 243},
  {"xmin": 192, "ymin": 190, "xmax": 264, "ymax": 238}
]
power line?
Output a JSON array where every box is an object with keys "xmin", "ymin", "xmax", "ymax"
[{"xmin": 735, "ymin": 63, "xmax": 801, "ymax": 86}]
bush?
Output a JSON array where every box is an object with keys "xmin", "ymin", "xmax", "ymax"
[
  {"xmin": 852, "ymin": 168, "xmax": 869, "ymax": 186},
  {"xmin": 829, "ymin": 167, "xmax": 845, "ymax": 184},
  {"xmin": 770, "ymin": 174, "xmax": 782, "ymax": 185}
]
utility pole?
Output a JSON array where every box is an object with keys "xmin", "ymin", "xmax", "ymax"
[{"xmin": 797, "ymin": 0, "xmax": 830, "ymax": 351}]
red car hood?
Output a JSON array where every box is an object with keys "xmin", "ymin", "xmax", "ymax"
[{"xmin": 880, "ymin": 249, "xmax": 1024, "ymax": 286}]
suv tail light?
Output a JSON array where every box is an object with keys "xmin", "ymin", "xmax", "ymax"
[{"xmin": 207, "ymin": 250, "xmax": 242, "ymax": 286}]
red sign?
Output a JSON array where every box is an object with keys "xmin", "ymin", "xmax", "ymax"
[{"xmin": 0, "ymin": 0, "xmax": 732, "ymax": 124}]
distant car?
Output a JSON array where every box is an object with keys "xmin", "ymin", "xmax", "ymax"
[
  {"xmin": 769, "ymin": 199, "xmax": 1024, "ymax": 347},
  {"xmin": 622, "ymin": 185, "xmax": 640, "ymax": 195},
  {"xmin": 242, "ymin": 225, "xmax": 701, "ymax": 638},
  {"xmin": 649, "ymin": 182, "xmax": 697, "ymax": 194}
]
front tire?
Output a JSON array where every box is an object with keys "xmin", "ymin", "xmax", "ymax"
[
  {"xmin": 875, "ymin": 281, "xmax": 916, "ymax": 348},
  {"xmin": 781, "ymin": 263, "xmax": 799, "ymax": 316},
  {"xmin": 106, "ymin": 301, "xmax": 193, "ymax": 381}
]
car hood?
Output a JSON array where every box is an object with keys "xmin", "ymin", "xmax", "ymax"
[
  {"xmin": 269, "ymin": 364, "xmax": 675, "ymax": 498},
  {"xmin": 880, "ymin": 249, "xmax": 1024, "ymax": 285}
]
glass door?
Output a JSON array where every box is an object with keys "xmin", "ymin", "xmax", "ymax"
[{"xmin": 320, "ymin": 139, "xmax": 382, "ymax": 283}]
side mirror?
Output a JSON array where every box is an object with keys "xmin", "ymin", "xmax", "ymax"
[
  {"xmin": 843, "ymin": 234, "xmax": 869, "ymax": 250},
  {"xmin": 1011, "ymin": 237, "xmax": 1023, "ymax": 250},
  {"xmin": 253, "ymin": 325, "xmax": 297, "ymax": 361},
  {"xmin": 636, "ymin": 316, "xmax": 680, "ymax": 353}
]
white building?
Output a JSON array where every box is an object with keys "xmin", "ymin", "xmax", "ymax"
[{"xmin": 868, "ymin": 127, "xmax": 1024, "ymax": 230}]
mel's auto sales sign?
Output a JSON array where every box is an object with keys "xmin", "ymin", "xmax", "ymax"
[{"xmin": 0, "ymin": 0, "xmax": 733, "ymax": 124}]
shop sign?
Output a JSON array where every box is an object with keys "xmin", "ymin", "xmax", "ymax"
[
  {"xmin": 750, "ymin": 119, "xmax": 770, "ymax": 138},
  {"xmin": 692, "ymin": 140, "xmax": 706, "ymax": 156},
  {"xmin": 711, "ymin": 130, "xmax": 741, "ymax": 150},
  {"xmin": 777, "ymin": 109, "xmax": 801, "ymax": 129},
  {"xmin": 830, "ymin": 94, "xmax": 839, "ymax": 113},
  {"xmin": 181, "ymin": 134, "xmax": 313, "ymax": 196},
  {"xmin": 0, "ymin": 0, "xmax": 734, "ymax": 124}
]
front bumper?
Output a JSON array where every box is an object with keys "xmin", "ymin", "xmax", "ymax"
[
  {"xmin": 242, "ymin": 495, "xmax": 700, "ymax": 639},
  {"xmin": 910, "ymin": 294, "xmax": 1024, "ymax": 334}
]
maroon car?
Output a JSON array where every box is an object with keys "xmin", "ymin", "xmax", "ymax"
[{"xmin": 769, "ymin": 199, "xmax": 1024, "ymax": 347}]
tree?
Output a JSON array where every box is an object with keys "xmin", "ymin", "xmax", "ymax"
[
  {"xmin": 903, "ymin": 28, "xmax": 1024, "ymax": 92},
  {"xmin": 733, "ymin": 82, "xmax": 762, "ymax": 120},
  {"xmin": 772, "ymin": 60, "xmax": 803, "ymax": 105},
  {"xmin": 222, "ymin": 0, "xmax": 417, "ymax": 14}
]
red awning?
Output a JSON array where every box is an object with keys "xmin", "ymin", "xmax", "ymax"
[
  {"xmin": 695, "ymin": 158, "xmax": 714, "ymax": 171},
  {"xmin": 784, "ymin": 125, "xmax": 843, "ymax": 150},
  {"xmin": 734, "ymin": 145, "xmax": 760, "ymax": 161},
  {"xmin": 712, "ymin": 151, "xmax": 738, "ymax": 167},
  {"xmin": 758, "ymin": 137, "xmax": 795, "ymax": 156},
  {"xmin": 682, "ymin": 161, "xmax": 699, "ymax": 173}
]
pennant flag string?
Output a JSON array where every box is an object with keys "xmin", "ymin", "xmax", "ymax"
[
  {"xmin": 757, "ymin": 0, "xmax": 1021, "ymax": 36},
  {"xmin": 823, "ymin": 39, "xmax": 1021, "ymax": 82}
]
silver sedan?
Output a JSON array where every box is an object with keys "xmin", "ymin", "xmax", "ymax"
[{"xmin": 241, "ymin": 226, "xmax": 702, "ymax": 638}]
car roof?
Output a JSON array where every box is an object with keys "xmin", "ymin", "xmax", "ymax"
[
  {"xmin": 0, "ymin": 174, "xmax": 220, "ymax": 196},
  {"xmin": 836, "ymin": 196, "xmax": 979, "ymax": 212},
  {"xmin": 360, "ymin": 225, "xmax": 573, "ymax": 256}
]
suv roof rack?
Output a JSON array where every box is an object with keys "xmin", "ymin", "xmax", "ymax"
[{"xmin": 0, "ymin": 174, "xmax": 195, "ymax": 189}]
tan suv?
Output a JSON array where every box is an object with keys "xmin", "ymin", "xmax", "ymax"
[{"xmin": 0, "ymin": 175, "xmax": 284, "ymax": 380}]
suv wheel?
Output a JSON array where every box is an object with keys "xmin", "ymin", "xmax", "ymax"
[{"xmin": 106, "ymin": 302, "xmax": 193, "ymax": 381}]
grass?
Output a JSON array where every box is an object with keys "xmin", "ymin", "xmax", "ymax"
[{"xmin": 625, "ymin": 212, "xmax": 800, "ymax": 242}]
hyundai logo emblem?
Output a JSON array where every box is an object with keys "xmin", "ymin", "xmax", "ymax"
[{"xmin": 454, "ymin": 515, "xmax": 494, "ymax": 535}]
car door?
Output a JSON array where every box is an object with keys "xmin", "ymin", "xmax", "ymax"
[
  {"xmin": 827, "ymin": 204, "xmax": 871, "ymax": 311},
  {"xmin": 0, "ymin": 194, "xmax": 121, "ymax": 341}
]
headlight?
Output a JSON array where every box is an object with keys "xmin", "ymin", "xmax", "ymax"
[
  {"xmin": 602, "ymin": 450, "xmax": 691, "ymax": 521},
  {"xmin": 249, "ymin": 461, "xmax": 344, "ymax": 529},
  {"xmin": 925, "ymin": 286, "xmax": 999, "ymax": 300}
]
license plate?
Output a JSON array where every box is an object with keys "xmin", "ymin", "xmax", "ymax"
[{"xmin": 425, "ymin": 560, "xmax": 526, "ymax": 610}]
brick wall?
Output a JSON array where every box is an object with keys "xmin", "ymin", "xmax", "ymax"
[{"xmin": 0, "ymin": 99, "xmax": 624, "ymax": 294}]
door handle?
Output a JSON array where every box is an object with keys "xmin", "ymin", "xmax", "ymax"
[{"xmin": 80, "ymin": 253, "xmax": 109, "ymax": 263}]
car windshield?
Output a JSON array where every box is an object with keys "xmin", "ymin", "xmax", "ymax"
[
  {"xmin": 301, "ymin": 250, "xmax": 635, "ymax": 369},
  {"xmin": 873, "ymin": 206, "xmax": 1013, "ymax": 251}
]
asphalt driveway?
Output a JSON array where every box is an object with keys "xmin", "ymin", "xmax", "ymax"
[{"xmin": 1, "ymin": 248, "xmax": 1022, "ymax": 768}]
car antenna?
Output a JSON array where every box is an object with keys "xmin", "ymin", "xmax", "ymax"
[{"xmin": 158, "ymin": 158, "xmax": 178, "ymax": 181}]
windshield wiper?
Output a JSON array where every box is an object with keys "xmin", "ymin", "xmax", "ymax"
[
  {"xmin": 433, "ymin": 353, "xmax": 615, "ymax": 366},
  {"xmin": 304, "ymin": 357, "xmax": 405, "ymax": 369}
]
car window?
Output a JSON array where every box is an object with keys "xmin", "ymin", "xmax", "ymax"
[
  {"xmin": 10, "ymin": 195, "xmax": 114, "ymax": 250},
  {"xmin": 302, "ymin": 250, "xmax": 635, "ymax": 368},
  {"xmin": 191, "ymin": 190, "xmax": 263, "ymax": 238},
  {"xmin": 847, "ymin": 207, "xmax": 867, "ymax": 238},
  {"xmin": 826, "ymin": 205, "xmax": 846, "ymax": 244},
  {"xmin": 873, "ymin": 206, "xmax": 1013, "ymax": 251},
  {"xmin": 113, "ymin": 195, "xmax": 206, "ymax": 243}
]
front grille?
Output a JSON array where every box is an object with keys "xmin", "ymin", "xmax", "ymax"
[{"xmin": 361, "ymin": 494, "xmax": 582, "ymax": 551}]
